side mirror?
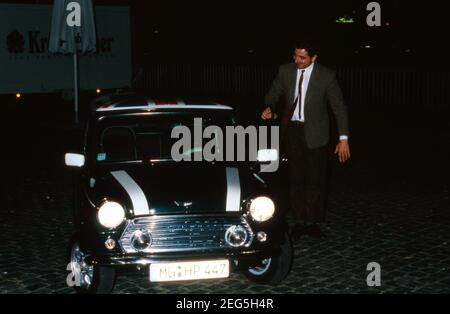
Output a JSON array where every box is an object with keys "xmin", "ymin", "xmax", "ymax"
[
  {"xmin": 256, "ymin": 149, "xmax": 279, "ymax": 173},
  {"xmin": 257, "ymin": 149, "xmax": 278, "ymax": 162},
  {"xmin": 65, "ymin": 153, "xmax": 85, "ymax": 168}
]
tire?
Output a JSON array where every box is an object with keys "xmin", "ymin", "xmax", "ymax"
[
  {"xmin": 67, "ymin": 234, "xmax": 116, "ymax": 294},
  {"xmin": 243, "ymin": 232, "xmax": 293, "ymax": 285}
]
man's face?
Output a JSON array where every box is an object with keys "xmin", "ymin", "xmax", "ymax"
[{"xmin": 293, "ymin": 48, "xmax": 317, "ymax": 69}]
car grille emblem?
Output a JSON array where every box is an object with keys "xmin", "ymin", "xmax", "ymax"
[{"xmin": 174, "ymin": 201, "xmax": 193, "ymax": 209}]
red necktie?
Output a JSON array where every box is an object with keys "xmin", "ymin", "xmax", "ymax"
[{"xmin": 287, "ymin": 69, "xmax": 305, "ymax": 122}]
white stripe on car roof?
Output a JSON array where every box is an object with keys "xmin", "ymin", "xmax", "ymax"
[{"xmin": 97, "ymin": 104, "xmax": 233, "ymax": 111}]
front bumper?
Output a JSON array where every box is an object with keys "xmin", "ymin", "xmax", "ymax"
[{"xmin": 86, "ymin": 247, "xmax": 280, "ymax": 267}]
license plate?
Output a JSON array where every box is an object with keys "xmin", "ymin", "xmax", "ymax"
[{"xmin": 149, "ymin": 259, "xmax": 229, "ymax": 282}]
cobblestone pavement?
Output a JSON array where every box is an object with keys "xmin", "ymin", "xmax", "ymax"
[{"xmin": 0, "ymin": 110, "xmax": 449, "ymax": 294}]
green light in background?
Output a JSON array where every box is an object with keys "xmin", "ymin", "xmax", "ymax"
[{"xmin": 336, "ymin": 17, "xmax": 355, "ymax": 24}]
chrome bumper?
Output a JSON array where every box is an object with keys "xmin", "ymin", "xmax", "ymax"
[{"xmin": 86, "ymin": 248, "xmax": 278, "ymax": 267}]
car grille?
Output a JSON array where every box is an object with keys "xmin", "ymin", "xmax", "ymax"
[{"xmin": 119, "ymin": 215, "xmax": 254, "ymax": 253}]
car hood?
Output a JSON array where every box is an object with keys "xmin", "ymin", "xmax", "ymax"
[{"xmin": 86, "ymin": 162, "xmax": 245, "ymax": 216}]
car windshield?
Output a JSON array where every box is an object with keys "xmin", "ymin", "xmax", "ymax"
[{"xmin": 93, "ymin": 111, "xmax": 235, "ymax": 163}]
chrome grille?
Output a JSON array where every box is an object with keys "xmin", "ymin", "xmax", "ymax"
[{"xmin": 119, "ymin": 215, "xmax": 254, "ymax": 253}]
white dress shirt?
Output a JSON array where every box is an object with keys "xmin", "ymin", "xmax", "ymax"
[
  {"xmin": 291, "ymin": 62, "xmax": 314, "ymax": 122},
  {"xmin": 291, "ymin": 62, "xmax": 348, "ymax": 141}
]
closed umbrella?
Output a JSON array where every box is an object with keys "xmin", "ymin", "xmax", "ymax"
[{"xmin": 49, "ymin": 0, "xmax": 97, "ymax": 123}]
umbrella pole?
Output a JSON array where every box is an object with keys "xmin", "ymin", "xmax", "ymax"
[{"xmin": 74, "ymin": 51, "xmax": 79, "ymax": 124}]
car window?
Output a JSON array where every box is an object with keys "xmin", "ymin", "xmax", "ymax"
[
  {"xmin": 94, "ymin": 112, "xmax": 234, "ymax": 163},
  {"xmin": 99, "ymin": 126, "xmax": 137, "ymax": 162}
]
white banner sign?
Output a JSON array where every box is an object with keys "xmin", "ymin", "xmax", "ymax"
[{"xmin": 0, "ymin": 4, "xmax": 131, "ymax": 94}]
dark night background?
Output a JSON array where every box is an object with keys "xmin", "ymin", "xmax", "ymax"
[
  {"xmin": 0, "ymin": 0, "xmax": 449, "ymax": 294},
  {"xmin": 6, "ymin": 0, "xmax": 450, "ymax": 65},
  {"xmin": 3, "ymin": 0, "xmax": 448, "ymax": 153}
]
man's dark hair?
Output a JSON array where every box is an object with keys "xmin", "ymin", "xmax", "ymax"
[{"xmin": 293, "ymin": 41, "xmax": 319, "ymax": 57}]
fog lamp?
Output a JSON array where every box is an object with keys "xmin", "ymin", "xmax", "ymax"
[
  {"xmin": 131, "ymin": 230, "xmax": 152, "ymax": 251},
  {"xmin": 225, "ymin": 225, "xmax": 248, "ymax": 247}
]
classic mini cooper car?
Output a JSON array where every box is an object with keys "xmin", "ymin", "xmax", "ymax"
[{"xmin": 65, "ymin": 96, "xmax": 292, "ymax": 293}]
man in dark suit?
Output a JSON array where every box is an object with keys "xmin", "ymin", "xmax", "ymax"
[{"xmin": 261, "ymin": 42, "xmax": 350, "ymax": 239}]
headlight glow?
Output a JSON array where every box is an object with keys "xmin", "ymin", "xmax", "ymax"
[
  {"xmin": 249, "ymin": 196, "xmax": 275, "ymax": 222},
  {"xmin": 97, "ymin": 201, "xmax": 125, "ymax": 229}
]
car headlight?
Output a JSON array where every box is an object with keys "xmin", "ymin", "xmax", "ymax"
[
  {"xmin": 248, "ymin": 196, "xmax": 275, "ymax": 222},
  {"xmin": 97, "ymin": 201, "xmax": 125, "ymax": 229}
]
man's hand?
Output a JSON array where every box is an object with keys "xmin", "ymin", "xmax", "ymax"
[
  {"xmin": 261, "ymin": 107, "xmax": 278, "ymax": 120},
  {"xmin": 334, "ymin": 140, "xmax": 351, "ymax": 163}
]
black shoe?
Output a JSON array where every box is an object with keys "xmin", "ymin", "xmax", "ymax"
[{"xmin": 307, "ymin": 224, "xmax": 326, "ymax": 238}]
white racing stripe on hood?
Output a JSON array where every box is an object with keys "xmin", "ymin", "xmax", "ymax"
[
  {"xmin": 226, "ymin": 167, "xmax": 241, "ymax": 212},
  {"xmin": 111, "ymin": 170, "xmax": 150, "ymax": 216}
]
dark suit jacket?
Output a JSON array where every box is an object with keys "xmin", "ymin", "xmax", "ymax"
[{"xmin": 264, "ymin": 62, "xmax": 349, "ymax": 149}]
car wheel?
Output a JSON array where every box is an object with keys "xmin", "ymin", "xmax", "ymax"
[
  {"xmin": 243, "ymin": 232, "xmax": 293, "ymax": 285},
  {"xmin": 67, "ymin": 235, "xmax": 116, "ymax": 294}
]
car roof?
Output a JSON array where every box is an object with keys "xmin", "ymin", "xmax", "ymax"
[{"xmin": 93, "ymin": 95, "xmax": 233, "ymax": 113}]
